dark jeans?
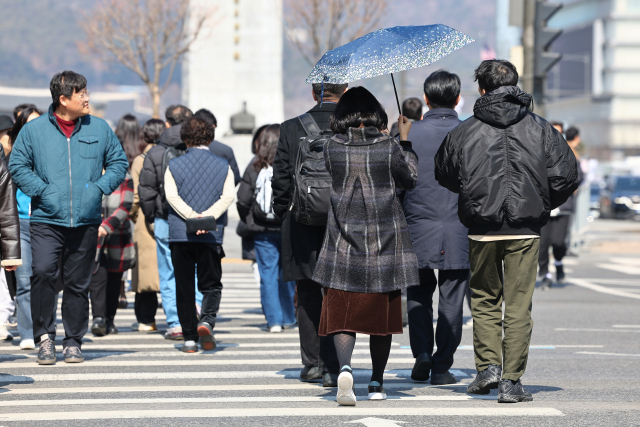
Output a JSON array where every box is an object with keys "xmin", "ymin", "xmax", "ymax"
[
  {"xmin": 88, "ymin": 253, "xmax": 122, "ymax": 322},
  {"xmin": 171, "ymin": 242, "xmax": 223, "ymax": 342},
  {"xmin": 30, "ymin": 223, "xmax": 98, "ymax": 348},
  {"xmin": 296, "ymin": 279, "xmax": 339, "ymax": 374},
  {"xmin": 135, "ymin": 292, "xmax": 158, "ymax": 325},
  {"xmin": 407, "ymin": 269, "xmax": 469, "ymax": 373},
  {"xmin": 538, "ymin": 215, "xmax": 571, "ymax": 277}
]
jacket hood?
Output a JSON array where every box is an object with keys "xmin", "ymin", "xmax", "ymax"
[
  {"xmin": 473, "ymin": 86, "xmax": 532, "ymax": 128},
  {"xmin": 159, "ymin": 124, "xmax": 186, "ymax": 149}
]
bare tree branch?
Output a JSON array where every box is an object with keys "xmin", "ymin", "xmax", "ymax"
[
  {"xmin": 284, "ymin": 0, "xmax": 388, "ymax": 67},
  {"xmin": 78, "ymin": 0, "xmax": 216, "ymax": 118}
]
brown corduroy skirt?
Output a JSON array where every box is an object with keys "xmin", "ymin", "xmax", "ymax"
[{"xmin": 319, "ymin": 288, "xmax": 403, "ymax": 336}]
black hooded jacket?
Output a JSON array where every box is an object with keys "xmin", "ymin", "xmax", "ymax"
[
  {"xmin": 434, "ymin": 86, "xmax": 579, "ymax": 235},
  {"xmin": 139, "ymin": 124, "xmax": 185, "ymax": 221}
]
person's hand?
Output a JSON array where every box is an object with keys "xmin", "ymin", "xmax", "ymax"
[
  {"xmin": 98, "ymin": 226, "xmax": 108, "ymax": 238},
  {"xmin": 398, "ymin": 115, "xmax": 412, "ymax": 141},
  {"xmin": 4, "ymin": 266, "xmax": 17, "ymax": 272},
  {"xmin": 194, "ymin": 214, "xmax": 208, "ymax": 235}
]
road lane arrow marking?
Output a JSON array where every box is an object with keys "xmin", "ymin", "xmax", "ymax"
[{"xmin": 346, "ymin": 418, "xmax": 406, "ymax": 427}]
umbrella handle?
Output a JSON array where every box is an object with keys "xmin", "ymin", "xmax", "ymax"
[{"xmin": 390, "ymin": 73, "xmax": 402, "ymax": 116}]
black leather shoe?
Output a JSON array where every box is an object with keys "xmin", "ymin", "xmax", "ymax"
[
  {"xmin": 322, "ymin": 371, "xmax": 338, "ymax": 387},
  {"xmin": 91, "ymin": 317, "xmax": 107, "ymax": 337},
  {"xmin": 431, "ymin": 370, "xmax": 457, "ymax": 385},
  {"xmin": 411, "ymin": 352, "xmax": 433, "ymax": 382},
  {"xmin": 106, "ymin": 319, "xmax": 118, "ymax": 335},
  {"xmin": 498, "ymin": 379, "xmax": 533, "ymax": 403},
  {"xmin": 63, "ymin": 346, "xmax": 84, "ymax": 363},
  {"xmin": 300, "ymin": 365, "xmax": 322, "ymax": 381},
  {"xmin": 467, "ymin": 364, "xmax": 501, "ymax": 394}
]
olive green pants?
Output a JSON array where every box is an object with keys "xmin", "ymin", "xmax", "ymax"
[{"xmin": 469, "ymin": 238, "xmax": 539, "ymax": 382}]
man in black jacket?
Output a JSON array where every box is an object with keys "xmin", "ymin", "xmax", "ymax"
[
  {"xmin": 435, "ymin": 60, "xmax": 578, "ymax": 403},
  {"xmin": 272, "ymin": 83, "xmax": 346, "ymax": 387},
  {"xmin": 139, "ymin": 105, "xmax": 193, "ymax": 341},
  {"xmin": 402, "ymin": 70, "xmax": 469, "ymax": 386}
]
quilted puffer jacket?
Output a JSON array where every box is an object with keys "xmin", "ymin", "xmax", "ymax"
[
  {"xmin": 435, "ymin": 86, "xmax": 579, "ymax": 235},
  {"xmin": 9, "ymin": 105, "xmax": 128, "ymax": 227},
  {"xmin": 0, "ymin": 156, "xmax": 21, "ymax": 267}
]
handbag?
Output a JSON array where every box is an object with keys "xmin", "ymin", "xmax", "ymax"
[{"xmin": 186, "ymin": 217, "xmax": 218, "ymax": 234}]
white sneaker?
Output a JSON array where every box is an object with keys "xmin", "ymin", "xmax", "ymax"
[
  {"xmin": 0, "ymin": 324, "xmax": 13, "ymax": 341},
  {"xmin": 336, "ymin": 367, "xmax": 357, "ymax": 406},
  {"xmin": 20, "ymin": 339, "xmax": 35, "ymax": 350},
  {"xmin": 132, "ymin": 322, "xmax": 157, "ymax": 332},
  {"xmin": 269, "ymin": 325, "xmax": 282, "ymax": 333}
]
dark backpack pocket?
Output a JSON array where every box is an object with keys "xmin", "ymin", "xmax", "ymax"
[{"xmin": 299, "ymin": 178, "xmax": 331, "ymax": 226}]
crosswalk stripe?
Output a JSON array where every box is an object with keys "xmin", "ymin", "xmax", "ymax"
[
  {"xmin": 570, "ymin": 278, "xmax": 640, "ymax": 300},
  {"xmin": 0, "ymin": 357, "xmax": 419, "ymax": 368},
  {"xmin": 0, "ymin": 407, "xmax": 564, "ymax": 421},
  {"xmin": 0, "ymin": 342, "xmax": 379, "ymax": 351},
  {"xmin": 0, "ymin": 382, "xmax": 465, "ymax": 395},
  {"xmin": 0, "ymin": 369, "xmax": 466, "ymax": 382}
]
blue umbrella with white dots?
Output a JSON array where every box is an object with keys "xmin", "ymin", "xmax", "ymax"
[{"xmin": 305, "ymin": 24, "xmax": 475, "ymax": 114}]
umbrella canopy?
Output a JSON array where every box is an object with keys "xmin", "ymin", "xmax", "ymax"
[{"xmin": 305, "ymin": 24, "xmax": 474, "ymax": 84}]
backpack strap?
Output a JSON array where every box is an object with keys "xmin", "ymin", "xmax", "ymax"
[{"xmin": 298, "ymin": 113, "xmax": 322, "ymax": 136}]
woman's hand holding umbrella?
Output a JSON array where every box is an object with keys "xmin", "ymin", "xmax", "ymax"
[{"xmin": 398, "ymin": 115, "xmax": 412, "ymax": 141}]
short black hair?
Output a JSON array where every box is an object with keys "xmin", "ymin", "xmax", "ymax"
[
  {"xmin": 180, "ymin": 116, "xmax": 215, "ymax": 147},
  {"xmin": 142, "ymin": 118, "xmax": 165, "ymax": 145},
  {"xmin": 165, "ymin": 104, "xmax": 193, "ymax": 127},
  {"xmin": 423, "ymin": 70, "xmax": 461, "ymax": 109},
  {"xmin": 402, "ymin": 97, "xmax": 423, "ymax": 121},
  {"xmin": 551, "ymin": 121, "xmax": 564, "ymax": 133},
  {"xmin": 50, "ymin": 71, "xmax": 87, "ymax": 109},
  {"xmin": 13, "ymin": 103, "xmax": 38, "ymax": 120},
  {"xmin": 474, "ymin": 60, "xmax": 519, "ymax": 93},
  {"xmin": 330, "ymin": 86, "xmax": 388, "ymax": 134},
  {"xmin": 312, "ymin": 83, "xmax": 348, "ymax": 99},
  {"xmin": 194, "ymin": 108, "xmax": 217, "ymax": 127},
  {"xmin": 565, "ymin": 126, "xmax": 579, "ymax": 141}
]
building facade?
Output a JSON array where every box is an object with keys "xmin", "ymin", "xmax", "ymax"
[
  {"xmin": 546, "ymin": 0, "xmax": 640, "ymax": 158},
  {"xmin": 182, "ymin": 0, "xmax": 284, "ymax": 137}
]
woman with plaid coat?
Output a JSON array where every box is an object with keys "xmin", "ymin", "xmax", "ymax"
[
  {"xmin": 88, "ymin": 173, "xmax": 135, "ymax": 336},
  {"xmin": 313, "ymin": 87, "xmax": 419, "ymax": 406}
]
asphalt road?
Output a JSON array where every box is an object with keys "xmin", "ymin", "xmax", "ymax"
[{"xmin": 0, "ymin": 218, "xmax": 639, "ymax": 426}]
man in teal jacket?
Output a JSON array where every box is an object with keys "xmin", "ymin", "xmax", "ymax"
[{"xmin": 9, "ymin": 71, "xmax": 128, "ymax": 365}]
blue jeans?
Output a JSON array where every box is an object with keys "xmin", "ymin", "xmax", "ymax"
[
  {"xmin": 15, "ymin": 219, "xmax": 33, "ymax": 341},
  {"xmin": 155, "ymin": 218, "xmax": 202, "ymax": 328},
  {"xmin": 254, "ymin": 232, "xmax": 296, "ymax": 327}
]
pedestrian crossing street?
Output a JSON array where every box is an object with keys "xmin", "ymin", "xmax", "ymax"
[{"xmin": 0, "ymin": 270, "xmax": 564, "ymax": 425}]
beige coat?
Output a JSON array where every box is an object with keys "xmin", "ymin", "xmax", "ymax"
[{"xmin": 130, "ymin": 145, "xmax": 160, "ymax": 293}]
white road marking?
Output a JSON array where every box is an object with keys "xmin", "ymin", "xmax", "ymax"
[
  {"xmin": 584, "ymin": 279, "xmax": 640, "ymax": 286},
  {"xmin": 613, "ymin": 325, "xmax": 640, "ymax": 328},
  {"xmin": 0, "ymin": 395, "xmax": 499, "ymax": 407},
  {"xmin": 0, "ymin": 369, "xmax": 464, "ymax": 382},
  {"xmin": 576, "ymin": 351, "xmax": 640, "ymax": 357},
  {"xmin": 570, "ymin": 278, "xmax": 640, "ymax": 300},
  {"xmin": 0, "ymin": 382, "xmax": 466, "ymax": 395},
  {"xmin": 595, "ymin": 263, "xmax": 640, "ymax": 276},
  {"xmin": 555, "ymin": 328, "xmax": 640, "ymax": 333},
  {"xmin": 0, "ymin": 408, "xmax": 565, "ymax": 421},
  {"xmin": 0, "ymin": 357, "xmax": 418, "ymax": 368}
]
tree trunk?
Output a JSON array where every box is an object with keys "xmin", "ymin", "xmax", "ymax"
[{"xmin": 151, "ymin": 85, "xmax": 161, "ymax": 118}]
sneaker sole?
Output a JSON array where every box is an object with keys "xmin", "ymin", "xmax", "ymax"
[
  {"xmin": 368, "ymin": 392, "xmax": 387, "ymax": 400},
  {"xmin": 336, "ymin": 372, "xmax": 356, "ymax": 406},
  {"xmin": 181, "ymin": 348, "xmax": 198, "ymax": 353},
  {"xmin": 411, "ymin": 358, "xmax": 433, "ymax": 382},
  {"xmin": 467, "ymin": 378, "xmax": 500, "ymax": 395},
  {"xmin": 37, "ymin": 358, "xmax": 56, "ymax": 365},
  {"xmin": 165, "ymin": 334, "xmax": 184, "ymax": 341},
  {"xmin": 64, "ymin": 358, "xmax": 84, "ymax": 363},
  {"xmin": 197, "ymin": 325, "xmax": 216, "ymax": 351},
  {"xmin": 498, "ymin": 393, "xmax": 533, "ymax": 403}
]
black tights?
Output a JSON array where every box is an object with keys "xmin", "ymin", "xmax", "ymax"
[{"xmin": 332, "ymin": 332, "xmax": 392, "ymax": 384}]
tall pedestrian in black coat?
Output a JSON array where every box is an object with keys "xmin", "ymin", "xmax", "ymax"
[
  {"xmin": 272, "ymin": 83, "xmax": 346, "ymax": 387},
  {"xmin": 401, "ymin": 70, "xmax": 469, "ymax": 386}
]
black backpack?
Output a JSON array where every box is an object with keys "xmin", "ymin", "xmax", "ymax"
[
  {"xmin": 290, "ymin": 113, "xmax": 333, "ymax": 227},
  {"xmin": 158, "ymin": 143, "xmax": 186, "ymax": 212}
]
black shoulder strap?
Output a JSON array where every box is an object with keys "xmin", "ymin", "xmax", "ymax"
[{"xmin": 298, "ymin": 113, "xmax": 322, "ymax": 137}]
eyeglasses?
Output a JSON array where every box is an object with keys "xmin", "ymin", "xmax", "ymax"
[{"xmin": 75, "ymin": 91, "xmax": 90, "ymax": 101}]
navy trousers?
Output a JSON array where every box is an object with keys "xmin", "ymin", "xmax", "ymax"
[{"xmin": 407, "ymin": 268, "xmax": 470, "ymax": 374}]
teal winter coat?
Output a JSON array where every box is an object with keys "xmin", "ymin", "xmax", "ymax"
[{"xmin": 9, "ymin": 105, "xmax": 128, "ymax": 227}]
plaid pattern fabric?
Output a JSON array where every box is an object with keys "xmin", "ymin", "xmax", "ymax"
[
  {"xmin": 100, "ymin": 174, "xmax": 135, "ymax": 272},
  {"xmin": 312, "ymin": 127, "xmax": 420, "ymax": 293}
]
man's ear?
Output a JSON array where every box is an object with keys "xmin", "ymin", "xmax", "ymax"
[
  {"xmin": 478, "ymin": 86, "xmax": 486, "ymax": 96},
  {"xmin": 59, "ymin": 96, "xmax": 68, "ymax": 108}
]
